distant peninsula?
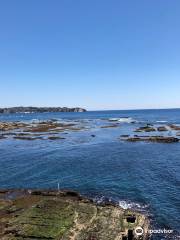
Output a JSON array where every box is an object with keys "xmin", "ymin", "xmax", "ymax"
[{"xmin": 0, "ymin": 106, "xmax": 86, "ymax": 114}]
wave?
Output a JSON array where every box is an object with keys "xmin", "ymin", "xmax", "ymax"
[
  {"xmin": 156, "ymin": 120, "xmax": 168, "ymax": 123},
  {"xmin": 109, "ymin": 117, "xmax": 137, "ymax": 123},
  {"xmin": 92, "ymin": 195, "xmax": 148, "ymax": 212},
  {"xmin": 118, "ymin": 200, "xmax": 148, "ymax": 211}
]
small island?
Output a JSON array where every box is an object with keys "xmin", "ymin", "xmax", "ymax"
[{"xmin": 0, "ymin": 107, "xmax": 86, "ymax": 114}]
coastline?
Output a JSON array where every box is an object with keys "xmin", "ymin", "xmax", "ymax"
[
  {"xmin": 0, "ymin": 188, "xmax": 150, "ymax": 240},
  {"xmin": 0, "ymin": 107, "xmax": 86, "ymax": 114},
  {"xmin": 0, "ymin": 110, "xmax": 179, "ymax": 239}
]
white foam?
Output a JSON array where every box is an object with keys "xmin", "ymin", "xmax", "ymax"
[
  {"xmin": 109, "ymin": 117, "xmax": 136, "ymax": 123},
  {"xmin": 156, "ymin": 120, "xmax": 168, "ymax": 123},
  {"xmin": 118, "ymin": 200, "xmax": 143, "ymax": 210},
  {"xmin": 93, "ymin": 196, "xmax": 148, "ymax": 211}
]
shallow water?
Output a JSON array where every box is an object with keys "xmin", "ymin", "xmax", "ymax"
[{"xmin": 0, "ymin": 109, "xmax": 180, "ymax": 239}]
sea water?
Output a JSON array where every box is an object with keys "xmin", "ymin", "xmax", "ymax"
[{"xmin": 0, "ymin": 109, "xmax": 180, "ymax": 239}]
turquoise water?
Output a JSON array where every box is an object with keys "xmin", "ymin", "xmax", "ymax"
[{"xmin": 0, "ymin": 109, "xmax": 180, "ymax": 239}]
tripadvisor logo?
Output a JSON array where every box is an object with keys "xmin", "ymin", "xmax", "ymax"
[{"xmin": 135, "ymin": 227, "xmax": 144, "ymax": 236}]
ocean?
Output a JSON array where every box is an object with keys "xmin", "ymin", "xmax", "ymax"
[{"xmin": 0, "ymin": 109, "xmax": 180, "ymax": 239}]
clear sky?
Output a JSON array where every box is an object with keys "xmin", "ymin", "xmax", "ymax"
[{"xmin": 0, "ymin": 0, "xmax": 180, "ymax": 110}]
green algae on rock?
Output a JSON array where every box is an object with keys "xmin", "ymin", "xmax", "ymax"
[{"xmin": 0, "ymin": 189, "xmax": 149, "ymax": 240}]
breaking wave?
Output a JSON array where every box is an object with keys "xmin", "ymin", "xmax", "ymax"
[
  {"xmin": 118, "ymin": 200, "xmax": 148, "ymax": 211},
  {"xmin": 92, "ymin": 195, "xmax": 148, "ymax": 212},
  {"xmin": 109, "ymin": 117, "xmax": 137, "ymax": 123},
  {"xmin": 156, "ymin": 120, "xmax": 168, "ymax": 123}
]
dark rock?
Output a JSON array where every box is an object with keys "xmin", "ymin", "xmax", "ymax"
[
  {"xmin": 63, "ymin": 190, "xmax": 80, "ymax": 197},
  {"xmin": 149, "ymin": 136, "xmax": 179, "ymax": 143},
  {"xmin": 13, "ymin": 136, "xmax": 43, "ymax": 140},
  {"xmin": 120, "ymin": 135, "xmax": 130, "ymax": 138},
  {"xmin": 48, "ymin": 136, "xmax": 65, "ymax": 140},
  {"xmin": 101, "ymin": 124, "xmax": 119, "ymax": 128},
  {"xmin": 125, "ymin": 136, "xmax": 179, "ymax": 143}
]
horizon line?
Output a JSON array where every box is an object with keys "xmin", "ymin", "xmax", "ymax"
[{"xmin": 0, "ymin": 106, "xmax": 180, "ymax": 112}]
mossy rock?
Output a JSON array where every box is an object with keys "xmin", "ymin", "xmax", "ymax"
[{"xmin": 0, "ymin": 190, "xmax": 149, "ymax": 240}]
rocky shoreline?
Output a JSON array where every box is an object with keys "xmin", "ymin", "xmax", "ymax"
[
  {"xmin": 0, "ymin": 189, "xmax": 150, "ymax": 240},
  {"xmin": 1, "ymin": 120, "xmax": 180, "ymax": 143},
  {"xmin": 0, "ymin": 107, "xmax": 86, "ymax": 114}
]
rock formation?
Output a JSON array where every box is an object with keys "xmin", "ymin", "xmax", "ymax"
[
  {"xmin": 0, "ymin": 189, "xmax": 150, "ymax": 240},
  {"xmin": 122, "ymin": 136, "xmax": 179, "ymax": 143}
]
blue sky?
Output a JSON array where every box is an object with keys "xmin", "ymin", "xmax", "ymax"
[{"xmin": 0, "ymin": 0, "xmax": 180, "ymax": 110}]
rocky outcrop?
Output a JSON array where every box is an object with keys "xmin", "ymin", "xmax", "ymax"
[
  {"xmin": 0, "ymin": 106, "xmax": 86, "ymax": 114},
  {"xmin": 101, "ymin": 124, "xmax": 119, "ymax": 128},
  {"xmin": 0, "ymin": 122, "xmax": 28, "ymax": 131},
  {"xmin": 0, "ymin": 121, "xmax": 82, "ymax": 132},
  {"xmin": 26, "ymin": 122, "xmax": 76, "ymax": 133},
  {"xmin": 48, "ymin": 136, "xmax": 65, "ymax": 140},
  {"xmin": 134, "ymin": 125, "xmax": 156, "ymax": 132},
  {"xmin": 122, "ymin": 135, "xmax": 179, "ymax": 143},
  {"xmin": 13, "ymin": 136, "xmax": 43, "ymax": 140},
  {"xmin": 0, "ymin": 189, "xmax": 150, "ymax": 240},
  {"xmin": 0, "ymin": 120, "xmax": 84, "ymax": 141}
]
